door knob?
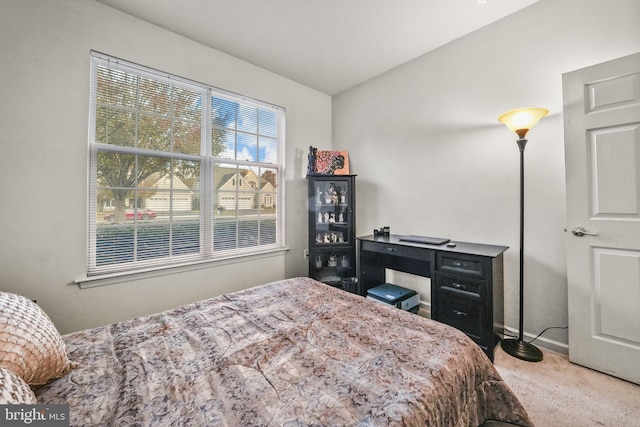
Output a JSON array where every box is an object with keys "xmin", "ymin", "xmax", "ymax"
[{"xmin": 572, "ymin": 227, "xmax": 598, "ymax": 237}]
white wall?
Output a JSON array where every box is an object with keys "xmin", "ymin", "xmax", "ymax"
[
  {"xmin": 0, "ymin": 0, "xmax": 330, "ymax": 333},
  {"xmin": 333, "ymin": 0, "xmax": 640, "ymax": 351}
]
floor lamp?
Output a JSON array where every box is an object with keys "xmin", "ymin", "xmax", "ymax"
[{"xmin": 498, "ymin": 107, "xmax": 548, "ymax": 362}]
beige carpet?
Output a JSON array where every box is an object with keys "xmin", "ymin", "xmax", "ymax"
[{"xmin": 494, "ymin": 345, "xmax": 640, "ymax": 426}]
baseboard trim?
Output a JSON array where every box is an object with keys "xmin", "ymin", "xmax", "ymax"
[
  {"xmin": 418, "ymin": 303, "xmax": 569, "ymax": 355},
  {"xmin": 418, "ymin": 301, "xmax": 431, "ymax": 318}
]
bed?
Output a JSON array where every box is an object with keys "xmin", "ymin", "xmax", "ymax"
[{"xmin": 1, "ymin": 277, "xmax": 532, "ymax": 426}]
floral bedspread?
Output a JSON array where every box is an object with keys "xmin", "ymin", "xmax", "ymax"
[{"xmin": 35, "ymin": 277, "xmax": 532, "ymax": 426}]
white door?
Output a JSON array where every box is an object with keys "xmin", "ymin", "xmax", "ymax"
[{"xmin": 563, "ymin": 51, "xmax": 640, "ymax": 385}]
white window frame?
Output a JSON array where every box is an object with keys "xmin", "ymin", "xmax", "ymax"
[{"xmin": 83, "ymin": 52, "xmax": 286, "ymax": 282}]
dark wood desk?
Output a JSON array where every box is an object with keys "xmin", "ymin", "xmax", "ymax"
[{"xmin": 356, "ymin": 234, "xmax": 508, "ymax": 361}]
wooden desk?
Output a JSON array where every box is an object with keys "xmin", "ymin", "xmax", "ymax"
[{"xmin": 357, "ymin": 234, "xmax": 508, "ymax": 361}]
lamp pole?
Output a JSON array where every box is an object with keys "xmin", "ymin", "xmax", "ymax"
[
  {"xmin": 517, "ymin": 137, "xmax": 526, "ymax": 343},
  {"xmin": 500, "ymin": 135, "xmax": 542, "ymax": 361}
]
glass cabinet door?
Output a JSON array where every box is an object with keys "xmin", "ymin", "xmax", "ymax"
[
  {"xmin": 307, "ymin": 175, "xmax": 356, "ymax": 289},
  {"xmin": 311, "ymin": 178, "xmax": 352, "ymax": 245}
]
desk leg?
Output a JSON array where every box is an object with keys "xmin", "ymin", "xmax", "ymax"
[{"xmin": 360, "ymin": 262, "xmax": 385, "ymax": 296}]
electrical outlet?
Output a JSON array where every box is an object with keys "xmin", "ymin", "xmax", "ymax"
[{"xmin": 303, "ymin": 249, "xmax": 309, "ymax": 259}]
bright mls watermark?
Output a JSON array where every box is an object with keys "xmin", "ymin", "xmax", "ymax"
[{"xmin": 1, "ymin": 405, "xmax": 69, "ymax": 426}]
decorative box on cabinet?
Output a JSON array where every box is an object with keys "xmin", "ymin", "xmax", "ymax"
[{"xmin": 307, "ymin": 175, "xmax": 356, "ymax": 289}]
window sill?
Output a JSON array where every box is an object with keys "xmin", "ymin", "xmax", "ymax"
[{"xmin": 75, "ymin": 247, "xmax": 289, "ymax": 289}]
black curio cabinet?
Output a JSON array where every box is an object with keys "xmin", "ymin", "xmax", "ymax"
[{"xmin": 307, "ymin": 175, "xmax": 356, "ymax": 288}]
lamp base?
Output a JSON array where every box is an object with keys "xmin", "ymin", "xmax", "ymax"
[{"xmin": 501, "ymin": 338, "xmax": 543, "ymax": 362}]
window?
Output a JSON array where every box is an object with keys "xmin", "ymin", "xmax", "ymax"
[{"xmin": 87, "ymin": 52, "xmax": 285, "ymax": 277}]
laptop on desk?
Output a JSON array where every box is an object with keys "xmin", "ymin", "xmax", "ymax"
[{"xmin": 398, "ymin": 235, "xmax": 450, "ymax": 245}]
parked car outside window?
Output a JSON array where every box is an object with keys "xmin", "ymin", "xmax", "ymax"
[{"xmin": 103, "ymin": 209, "xmax": 157, "ymax": 221}]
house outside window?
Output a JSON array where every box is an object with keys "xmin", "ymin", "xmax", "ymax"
[{"xmin": 87, "ymin": 52, "xmax": 285, "ymax": 276}]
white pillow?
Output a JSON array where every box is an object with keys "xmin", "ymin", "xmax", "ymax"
[
  {"xmin": 0, "ymin": 292, "xmax": 77, "ymax": 385},
  {"xmin": 0, "ymin": 366, "xmax": 37, "ymax": 404}
]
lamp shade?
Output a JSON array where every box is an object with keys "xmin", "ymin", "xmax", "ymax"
[{"xmin": 498, "ymin": 107, "xmax": 548, "ymax": 138}]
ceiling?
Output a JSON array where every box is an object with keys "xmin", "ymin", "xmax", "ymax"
[{"xmin": 96, "ymin": 0, "xmax": 539, "ymax": 95}]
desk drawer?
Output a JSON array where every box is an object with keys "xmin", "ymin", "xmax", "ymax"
[
  {"xmin": 436, "ymin": 292, "xmax": 485, "ymax": 342},
  {"xmin": 361, "ymin": 240, "xmax": 428, "ymax": 260},
  {"xmin": 437, "ymin": 252, "xmax": 486, "ymax": 278},
  {"xmin": 436, "ymin": 272, "xmax": 486, "ymax": 299}
]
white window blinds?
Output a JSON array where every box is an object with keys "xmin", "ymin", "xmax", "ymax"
[{"xmin": 87, "ymin": 52, "xmax": 285, "ymax": 276}]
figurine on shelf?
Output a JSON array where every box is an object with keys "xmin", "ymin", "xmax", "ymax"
[
  {"xmin": 328, "ymin": 255, "xmax": 338, "ymax": 267},
  {"xmin": 318, "ymin": 211, "xmax": 323, "ymax": 224},
  {"xmin": 315, "ymin": 255, "xmax": 322, "ymax": 268},
  {"xmin": 340, "ymin": 189, "xmax": 347, "ymax": 204},
  {"xmin": 329, "ymin": 213, "xmax": 335, "ymax": 223},
  {"xmin": 316, "ymin": 185, "xmax": 322, "ymax": 204},
  {"xmin": 307, "ymin": 146, "xmax": 317, "ymax": 176},
  {"xmin": 338, "ymin": 210, "xmax": 344, "ymax": 223},
  {"xmin": 324, "ymin": 212, "xmax": 330, "ymax": 223},
  {"xmin": 329, "ymin": 184, "xmax": 339, "ymax": 205}
]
